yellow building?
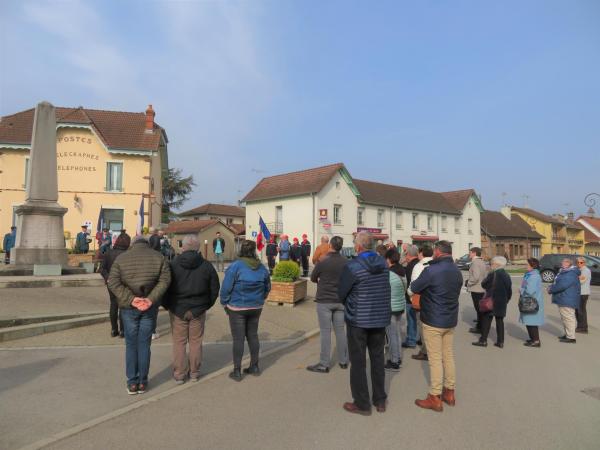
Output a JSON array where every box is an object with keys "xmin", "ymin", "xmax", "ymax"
[
  {"xmin": 509, "ymin": 207, "xmax": 585, "ymax": 255},
  {"xmin": 0, "ymin": 105, "xmax": 168, "ymax": 249}
]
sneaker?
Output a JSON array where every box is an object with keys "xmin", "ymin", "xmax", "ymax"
[
  {"xmin": 175, "ymin": 379, "xmax": 185, "ymax": 385},
  {"xmin": 306, "ymin": 363, "xmax": 329, "ymax": 373},
  {"xmin": 339, "ymin": 363, "xmax": 349, "ymax": 369},
  {"xmin": 127, "ymin": 383, "xmax": 138, "ymax": 395},
  {"xmin": 137, "ymin": 383, "xmax": 147, "ymax": 394},
  {"xmin": 559, "ymin": 337, "xmax": 576, "ymax": 344},
  {"xmin": 190, "ymin": 376, "xmax": 200, "ymax": 382},
  {"xmin": 152, "ymin": 332, "xmax": 160, "ymax": 340},
  {"xmin": 385, "ymin": 360, "xmax": 401, "ymax": 371}
]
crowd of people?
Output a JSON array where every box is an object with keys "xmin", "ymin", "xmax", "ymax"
[
  {"xmin": 98, "ymin": 228, "xmax": 591, "ymax": 414},
  {"xmin": 265, "ymin": 233, "xmax": 312, "ymax": 276}
]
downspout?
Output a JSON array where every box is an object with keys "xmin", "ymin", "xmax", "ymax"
[{"xmin": 312, "ymin": 193, "xmax": 316, "ymax": 257}]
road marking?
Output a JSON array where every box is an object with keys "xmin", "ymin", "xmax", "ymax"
[{"xmin": 15, "ymin": 328, "xmax": 320, "ymax": 450}]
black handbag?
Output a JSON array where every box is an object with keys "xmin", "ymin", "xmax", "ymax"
[{"xmin": 518, "ymin": 295, "xmax": 539, "ymax": 314}]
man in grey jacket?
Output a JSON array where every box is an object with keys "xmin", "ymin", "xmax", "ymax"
[{"xmin": 466, "ymin": 247, "xmax": 488, "ymax": 334}]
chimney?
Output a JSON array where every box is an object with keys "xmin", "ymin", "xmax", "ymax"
[
  {"xmin": 567, "ymin": 212, "xmax": 575, "ymax": 222},
  {"xmin": 145, "ymin": 104, "xmax": 155, "ymax": 133}
]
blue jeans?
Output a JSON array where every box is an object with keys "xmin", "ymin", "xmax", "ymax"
[
  {"xmin": 404, "ymin": 303, "xmax": 418, "ymax": 347},
  {"xmin": 121, "ymin": 306, "xmax": 158, "ymax": 385}
]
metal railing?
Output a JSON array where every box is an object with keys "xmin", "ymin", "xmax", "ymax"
[{"xmin": 265, "ymin": 222, "xmax": 283, "ymax": 234}]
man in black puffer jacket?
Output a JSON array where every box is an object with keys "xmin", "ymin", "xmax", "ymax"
[{"xmin": 163, "ymin": 234, "xmax": 220, "ymax": 383}]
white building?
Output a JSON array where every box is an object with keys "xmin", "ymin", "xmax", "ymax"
[{"xmin": 243, "ymin": 163, "xmax": 482, "ymax": 259}]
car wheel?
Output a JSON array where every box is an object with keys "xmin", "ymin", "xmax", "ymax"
[{"xmin": 541, "ymin": 269, "xmax": 555, "ymax": 283}]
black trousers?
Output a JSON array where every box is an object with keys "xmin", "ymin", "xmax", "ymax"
[
  {"xmin": 471, "ymin": 292, "xmax": 484, "ymax": 328},
  {"xmin": 526, "ymin": 325, "xmax": 540, "ymax": 342},
  {"xmin": 576, "ymin": 295, "xmax": 589, "ymax": 331},
  {"xmin": 227, "ymin": 308, "xmax": 262, "ymax": 369},
  {"xmin": 267, "ymin": 256, "xmax": 276, "ymax": 275},
  {"xmin": 480, "ymin": 314, "xmax": 504, "ymax": 344},
  {"xmin": 301, "ymin": 256, "xmax": 309, "ymax": 277},
  {"xmin": 108, "ymin": 289, "xmax": 123, "ymax": 332},
  {"xmin": 347, "ymin": 325, "xmax": 387, "ymax": 410}
]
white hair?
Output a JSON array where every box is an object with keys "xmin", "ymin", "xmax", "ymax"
[
  {"xmin": 355, "ymin": 231, "xmax": 374, "ymax": 250},
  {"xmin": 321, "ymin": 235, "xmax": 330, "ymax": 243},
  {"xmin": 491, "ymin": 256, "xmax": 507, "ymax": 268},
  {"xmin": 182, "ymin": 234, "xmax": 200, "ymax": 252}
]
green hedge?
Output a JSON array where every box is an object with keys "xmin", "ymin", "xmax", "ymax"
[{"xmin": 272, "ymin": 260, "xmax": 300, "ymax": 282}]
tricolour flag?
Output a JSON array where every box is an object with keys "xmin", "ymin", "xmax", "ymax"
[
  {"xmin": 136, "ymin": 196, "xmax": 145, "ymax": 236},
  {"xmin": 256, "ymin": 232, "xmax": 264, "ymax": 251},
  {"xmin": 95, "ymin": 207, "xmax": 105, "ymax": 243},
  {"xmin": 258, "ymin": 216, "xmax": 271, "ymax": 241}
]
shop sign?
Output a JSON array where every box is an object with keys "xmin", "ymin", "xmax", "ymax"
[
  {"xmin": 319, "ymin": 209, "xmax": 328, "ymax": 221},
  {"xmin": 357, "ymin": 227, "xmax": 382, "ymax": 233}
]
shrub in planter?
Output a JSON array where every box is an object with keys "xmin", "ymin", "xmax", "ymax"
[{"xmin": 272, "ymin": 261, "xmax": 300, "ymax": 282}]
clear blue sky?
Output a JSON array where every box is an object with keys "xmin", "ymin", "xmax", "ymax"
[{"xmin": 1, "ymin": 0, "xmax": 599, "ymax": 216}]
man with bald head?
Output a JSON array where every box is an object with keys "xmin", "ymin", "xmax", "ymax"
[
  {"xmin": 338, "ymin": 231, "xmax": 391, "ymax": 415},
  {"xmin": 312, "ymin": 235, "xmax": 331, "ymax": 264}
]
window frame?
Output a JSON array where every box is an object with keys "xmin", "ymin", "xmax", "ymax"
[
  {"xmin": 377, "ymin": 209, "xmax": 385, "ymax": 228},
  {"xmin": 357, "ymin": 207, "xmax": 365, "ymax": 226},
  {"xmin": 334, "ymin": 204, "xmax": 343, "ymax": 225},
  {"xmin": 105, "ymin": 160, "xmax": 124, "ymax": 192},
  {"xmin": 412, "ymin": 212, "xmax": 419, "ymax": 230}
]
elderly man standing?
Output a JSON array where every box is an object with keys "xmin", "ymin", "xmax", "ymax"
[
  {"xmin": 312, "ymin": 235, "xmax": 331, "ymax": 264},
  {"xmin": 338, "ymin": 231, "xmax": 391, "ymax": 415},
  {"xmin": 108, "ymin": 235, "xmax": 171, "ymax": 395},
  {"xmin": 548, "ymin": 258, "xmax": 581, "ymax": 343},
  {"xmin": 466, "ymin": 247, "xmax": 488, "ymax": 334},
  {"xmin": 163, "ymin": 235, "xmax": 220, "ymax": 384},
  {"xmin": 148, "ymin": 227, "xmax": 161, "ymax": 252},
  {"xmin": 411, "ymin": 240, "xmax": 462, "ymax": 412}
]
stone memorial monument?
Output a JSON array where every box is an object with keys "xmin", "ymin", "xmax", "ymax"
[{"xmin": 10, "ymin": 101, "xmax": 68, "ymax": 268}]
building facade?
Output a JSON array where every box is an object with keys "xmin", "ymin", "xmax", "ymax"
[
  {"xmin": 178, "ymin": 203, "xmax": 245, "ymax": 226},
  {"xmin": 481, "ymin": 210, "xmax": 543, "ymax": 262},
  {"xmin": 577, "ymin": 215, "xmax": 600, "ymax": 256},
  {"xmin": 509, "ymin": 207, "xmax": 585, "ymax": 255},
  {"xmin": 242, "ymin": 163, "xmax": 482, "ymax": 259},
  {"xmin": 0, "ymin": 105, "xmax": 168, "ymax": 249},
  {"xmin": 163, "ymin": 219, "xmax": 240, "ymax": 260}
]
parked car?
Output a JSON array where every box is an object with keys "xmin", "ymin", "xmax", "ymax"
[
  {"xmin": 539, "ymin": 254, "xmax": 600, "ymax": 284},
  {"xmin": 455, "ymin": 254, "xmax": 471, "ymax": 271}
]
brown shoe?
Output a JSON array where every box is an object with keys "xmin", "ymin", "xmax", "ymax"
[
  {"xmin": 375, "ymin": 402, "xmax": 386, "ymax": 413},
  {"xmin": 415, "ymin": 394, "xmax": 443, "ymax": 412},
  {"xmin": 442, "ymin": 388, "xmax": 455, "ymax": 406},
  {"xmin": 343, "ymin": 402, "xmax": 372, "ymax": 416},
  {"xmin": 411, "ymin": 352, "xmax": 428, "ymax": 361}
]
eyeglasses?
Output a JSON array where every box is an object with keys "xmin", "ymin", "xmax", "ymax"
[{"xmin": 577, "ymin": 261, "xmax": 585, "ymax": 265}]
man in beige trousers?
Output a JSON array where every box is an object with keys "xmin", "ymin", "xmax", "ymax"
[{"xmin": 163, "ymin": 235, "xmax": 220, "ymax": 383}]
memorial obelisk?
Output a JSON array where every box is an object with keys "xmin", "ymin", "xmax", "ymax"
[{"xmin": 11, "ymin": 101, "xmax": 68, "ymax": 266}]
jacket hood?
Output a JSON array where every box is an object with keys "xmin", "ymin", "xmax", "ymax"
[
  {"xmin": 356, "ymin": 251, "xmax": 387, "ymax": 274},
  {"xmin": 176, "ymin": 250, "xmax": 205, "ymax": 270},
  {"xmin": 240, "ymin": 256, "xmax": 262, "ymax": 270},
  {"xmin": 560, "ymin": 266, "xmax": 581, "ymax": 276},
  {"xmin": 429, "ymin": 255, "xmax": 454, "ymax": 265},
  {"xmin": 389, "ymin": 263, "xmax": 406, "ymax": 277}
]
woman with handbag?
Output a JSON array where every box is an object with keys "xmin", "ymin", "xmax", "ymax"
[
  {"xmin": 519, "ymin": 258, "xmax": 544, "ymax": 347},
  {"xmin": 472, "ymin": 256, "xmax": 512, "ymax": 348}
]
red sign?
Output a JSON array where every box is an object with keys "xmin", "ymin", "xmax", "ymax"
[{"xmin": 357, "ymin": 227, "xmax": 382, "ymax": 233}]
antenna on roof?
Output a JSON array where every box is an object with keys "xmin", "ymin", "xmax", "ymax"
[
  {"xmin": 521, "ymin": 194, "xmax": 530, "ymax": 208},
  {"xmin": 501, "ymin": 192, "xmax": 508, "ymax": 206}
]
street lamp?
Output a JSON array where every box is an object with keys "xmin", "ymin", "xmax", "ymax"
[{"xmin": 584, "ymin": 193, "xmax": 600, "ymax": 216}]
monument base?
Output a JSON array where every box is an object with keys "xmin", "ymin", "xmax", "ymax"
[{"xmin": 11, "ymin": 201, "xmax": 68, "ymax": 266}]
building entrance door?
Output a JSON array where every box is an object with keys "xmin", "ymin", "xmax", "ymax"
[{"xmin": 104, "ymin": 209, "xmax": 124, "ymax": 233}]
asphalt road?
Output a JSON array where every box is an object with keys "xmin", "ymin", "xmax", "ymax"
[{"xmin": 45, "ymin": 283, "xmax": 600, "ymax": 450}]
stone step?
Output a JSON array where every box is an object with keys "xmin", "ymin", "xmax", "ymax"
[
  {"xmin": 0, "ymin": 313, "xmax": 109, "ymax": 342},
  {"xmin": 0, "ymin": 273, "xmax": 105, "ymax": 289}
]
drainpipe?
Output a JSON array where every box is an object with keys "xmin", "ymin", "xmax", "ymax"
[{"xmin": 312, "ymin": 193, "xmax": 316, "ymax": 258}]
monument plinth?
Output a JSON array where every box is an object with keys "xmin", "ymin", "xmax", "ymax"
[{"xmin": 11, "ymin": 101, "xmax": 68, "ymax": 266}]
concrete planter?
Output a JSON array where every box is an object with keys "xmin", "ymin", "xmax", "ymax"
[
  {"xmin": 267, "ymin": 279, "xmax": 308, "ymax": 306},
  {"xmin": 67, "ymin": 254, "xmax": 93, "ymax": 267}
]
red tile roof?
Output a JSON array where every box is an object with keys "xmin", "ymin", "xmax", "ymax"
[
  {"xmin": 179, "ymin": 203, "xmax": 245, "ymax": 218},
  {"xmin": 577, "ymin": 216, "xmax": 600, "ymax": 243},
  {"xmin": 441, "ymin": 189, "xmax": 476, "ymax": 210},
  {"xmin": 511, "ymin": 207, "xmax": 566, "ymax": 225},
  {"xmin": 0, "ymin": 106, "xmax": 166, "ymax": 151},
  {"xmin": 242, "ymin": 163, "xmax": 345, "ymax": 202},
  {"xmin": 353, "ymin": 179, "xmax": 461, "ymax": 214},
  {"xmin": 228, "ymin": 223, "xmax": 246, "ymax": 236},
  {"xmin": 163, "ymin": 219, "xmax": 220, "ymax": 234}
]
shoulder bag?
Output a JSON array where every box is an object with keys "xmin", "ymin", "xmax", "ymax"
[
  {"xmin": 518, "ymin": 277, "xmax": 539, "ymax": 313},
  {"xmin": 479, "ymin": 273, "xmax": 496, "ymax": 313}
]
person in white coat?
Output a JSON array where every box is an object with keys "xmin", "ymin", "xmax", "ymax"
[{"xmin": 407, "ymin": 245, "xmax": 434, "ymax": 361}]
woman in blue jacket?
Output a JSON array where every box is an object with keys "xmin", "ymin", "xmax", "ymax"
[
  {"xmin": 221, "ymin": 240, "xmax": 271, "ymax": 381},
  {"xmin": 548, "ymin": 258, "xmax": 581, "ymax": 343},
  {"xmin": 519, "ymin": 258, "xmax": 544, "ymax": 347}
]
